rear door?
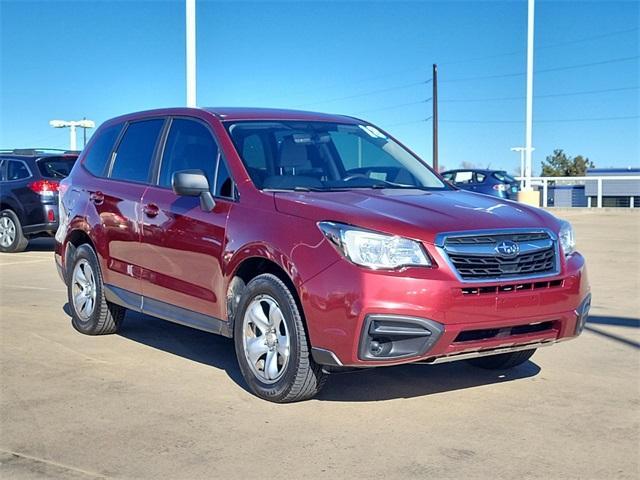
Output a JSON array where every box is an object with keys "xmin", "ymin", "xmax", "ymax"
[
  {"xmin": 139, "ymin": 117, "xmax": 234, "ymax": 322},
  {"xmin": 89, "ymin": 118, "xmax": 165, "ymax": 296}
]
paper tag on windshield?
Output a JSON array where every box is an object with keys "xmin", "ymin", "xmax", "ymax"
[{"xmin": 359, "ymin": 125, "xmax": 387, "ymax": 139}]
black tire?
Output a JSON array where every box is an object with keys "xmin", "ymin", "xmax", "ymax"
[
  {"xmin": 0, "ymin": 209, "xmax": 28, "ymax": 253},
  {"xmin": 234, "ymin": 273, "xmax": 327, "ymax": 403},
  {"xmin": 67, "ymin": 244, "xmax": 125, "ymax": 335},
  {"xmin": 467, "ymin": 349, "xmax": 536, "ymax": 370}
]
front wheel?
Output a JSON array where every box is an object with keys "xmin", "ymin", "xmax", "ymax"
[
  {"xmin": 234, "ymin": 274, "xmax": 327, "ymax": 402},
  {"xmin": 467, "ymin": 349, "xmax": 536, "ymax": 370}
]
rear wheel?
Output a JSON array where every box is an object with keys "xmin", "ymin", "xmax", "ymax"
[
  {"xmin": 234, "ymin": 273, "xmax": 327, "ymax": 402},
  {"xmin": 0, "ymin": 210, "xmax": 28, "ymax": 253},
  {"xmin": 467, "ymin": 349, "xmax": 536, "ymax": 370},
  {"xmin": 67, "ymin": 244, "xmax": 125, "ymax": 335}
]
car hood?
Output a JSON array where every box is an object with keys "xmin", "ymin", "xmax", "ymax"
[{"xmin": 274, "ymin": 188, "xmax": 560, "ymax": 244}]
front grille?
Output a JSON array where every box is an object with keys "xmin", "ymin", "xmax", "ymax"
[
  {"xmin": 445, "ymin": 232, "xmax": 549, "ymax": 245},
  {"xmin": 443, "ymin": 231, "xmax": 558, "ymax": 280}
]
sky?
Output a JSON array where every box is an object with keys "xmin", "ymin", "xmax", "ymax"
[{"xmin": 1, "ymin": 0, "xmax": 638, "ymax": 174}]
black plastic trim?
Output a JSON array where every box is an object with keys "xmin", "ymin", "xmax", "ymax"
[
  {"xmin": 103, "ymin": 284, "xmax": 233, "ymax": 338},
  {"xmin": 358, "ymin": 314, "xmax": 444, "ymax": 361},
  {"xmin": 311, "ymin": 347, "xmax": 343, "ymax": 367}
]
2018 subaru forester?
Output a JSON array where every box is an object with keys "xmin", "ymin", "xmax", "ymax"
[{"xmin": 54, "ymin": 108, "xmax": 591, "ymax": 402}]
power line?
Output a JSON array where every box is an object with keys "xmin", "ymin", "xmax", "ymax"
[
  {"xmin": 383, "ymin": 117, "xmax": 433, "ymax": 128},
  {"xmin": 439, "ymin": 26, "xmax": 639, "ymax": 66},
  {"xmin": 295, "ymin": 80, "xmax": 430, "ymax": 107},
  {"xmin": 440, "ymin": 86, "xmax": 639, "ymax": 103},
  {"xmin": 353, "ymin": 99, "xmax": 431, "ymax": 114},
  {"xmin": 440, "ymin": 115, "xmax": 639, "ymax": 124},
  {"xmin": 443, "ymin": 55, "xmax": 639, "ymax": 82}
]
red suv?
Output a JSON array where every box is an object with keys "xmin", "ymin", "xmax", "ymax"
[{"xmin": 54, "ymin": 108, "xmax": 591, "ymax": 402}]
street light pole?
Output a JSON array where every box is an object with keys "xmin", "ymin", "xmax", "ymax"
[
  {"xmin": 524, "ymin": 0, "xmax": 535, "ymax": 190},
  {"xmin": 49, "ymin": 119, "xmax": 95, "ymax": 150},
  {"xmin": 511, "ymin": 146, "xmax": 534, "ymax": 189},
  {"xmin": 186, "ymin": 0, "xmax": 197, "ymax": 107}
]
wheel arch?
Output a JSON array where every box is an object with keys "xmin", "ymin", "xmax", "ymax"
[{"xmin": 226, "ymin": 255, "xmax": 306, "ymax": 336}]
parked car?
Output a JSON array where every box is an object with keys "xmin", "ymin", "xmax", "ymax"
[
  {"xmin": 441, "ymin": 169, "xmax": 520, "ymax": 199},
  {"xmin": 0, "ymin": 149, "xmax": 78, "ymax": 252},
  {"xmin": 54, "ymin": 108, "xmax": 590, "ymax": 402}
]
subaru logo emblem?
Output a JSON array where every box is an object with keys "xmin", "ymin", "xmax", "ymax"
[{"xmin": 495, "ymin": 240, "xmax": 520, "ymax": 258}]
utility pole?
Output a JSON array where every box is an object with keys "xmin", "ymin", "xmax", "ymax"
[
  {"xmin": 186, "ymin": 0, "xmax": 197, "ymax": 107},
  {"xmin": 432, "ymin": 63, "xmax": 438, "ymax": 172}
]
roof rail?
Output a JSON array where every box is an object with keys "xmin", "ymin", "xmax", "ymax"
[{"xmin": 0, "ymin": 148, "xmax": 76, "ymax": 156}]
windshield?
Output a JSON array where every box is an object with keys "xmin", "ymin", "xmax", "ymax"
[
  {"xmin": 37, "ymin": 156, "xmax": 77, "ymax": 179},
  {"xmin": 225, "ymin": 121, "xmax": 446, "ymax": 191}
]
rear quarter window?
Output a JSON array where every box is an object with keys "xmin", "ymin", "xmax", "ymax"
[
  {"xmin": 493, "ymin": 171, "xmax": 516, "ymax": 183},
  {"xmin": 83, "ymin": 122, "xmax": 124, "ymax": 177},
  {"xmin": 37, "ymin": 156, "xmax": 77, "ymax": 179}
]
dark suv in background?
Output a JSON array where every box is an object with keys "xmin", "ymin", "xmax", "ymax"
[{"xmin": 0, "ymin": 149, "xmax": 78, "ymax": 252}]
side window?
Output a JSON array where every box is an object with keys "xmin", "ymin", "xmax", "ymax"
[
  {"xmin": 6, "ymin": 160, "xmax": 30, "ymax": 181},
  {"xmin": 0, "ymin": 160, "xmax": 5, "ymax": 181},
  {"xmin": 474, "ymin": 172, "xmax": 486, "ymax": 183},
  {"xmin": 158, "ymin": 119, "xmax": 218, "ymax": 189},
  {"xmin": 83, "ymin": 122, "xmax": 123, "ymax": 177},
  {"xmin": 110, "ymin": 119, "xmax": 164, "ymax": 183},
  {"xmin": 441, "ymin": 172, "xmax": 454, "ymax": 182},
  {"xmin": 454, "ymin": 171, "xmax": 473, "ymax": 184},
  {"xmin": 214, "ymin": 157, "xmax": 234, "ymax": 198}
]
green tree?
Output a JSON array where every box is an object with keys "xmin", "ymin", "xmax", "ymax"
[{"xmin": 541, "ymin": 149, "xmax": 594, "ymax": 176}]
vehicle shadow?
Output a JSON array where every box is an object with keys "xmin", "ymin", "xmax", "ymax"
[
  {"xmin": 102, "ymin": 308, "xmax": 540, "ymax": 401},
  {"xmin": 26, "ymin": 237, "xmax": 56, "ymax": 252}
]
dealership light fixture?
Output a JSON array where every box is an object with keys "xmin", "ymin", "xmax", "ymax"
[{"xmin": 49, "ymin": 119, "xmax": 95, "ymax": 150}]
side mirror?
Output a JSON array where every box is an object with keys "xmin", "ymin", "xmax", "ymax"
[{"xmin": 172, "ymin": 169, "xmax": 216, "ymax": 211}]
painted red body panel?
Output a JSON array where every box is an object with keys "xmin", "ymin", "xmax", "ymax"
[{"xmin": 55, "ymin": 107, "xmax": 590, "ymax": 368}]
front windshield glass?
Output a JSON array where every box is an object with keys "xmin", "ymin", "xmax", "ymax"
[{"xmin": 225, "ymin": 121, "xmax": 447, "ymax": 191}]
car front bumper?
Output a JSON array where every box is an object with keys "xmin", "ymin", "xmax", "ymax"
[{"xmin": 302, "ymin": 252, "xmax": 590, "ymax": 367}]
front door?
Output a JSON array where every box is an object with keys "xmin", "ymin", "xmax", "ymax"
[{"xmin": 139, "ymin": 117, "xmax": 235, "ymax": 322}]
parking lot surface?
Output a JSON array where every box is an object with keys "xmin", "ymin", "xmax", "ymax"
[{"xmin": 1, "ymin": 210, "xmax": 639, "ymax": 479}]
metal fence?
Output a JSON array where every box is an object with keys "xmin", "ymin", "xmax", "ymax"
[{"xmin": 520, "ymin": 176, "xmax": 640, "ymax": 208}]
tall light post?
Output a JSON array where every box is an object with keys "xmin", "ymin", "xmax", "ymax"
[
  {"xmin": 49, "ymin": 119, "xmax": 95, "ymax": 150},
  {"xmin": 524, "ymin": 0, "xmax": 535, "ymax": 190},
  {"xmin": 186, "ymin": 0, "xmax": 197, "ymax": 107},
  {"xmin": 511, "ymin": 146, "xmax": 534, "ymax": 189}
]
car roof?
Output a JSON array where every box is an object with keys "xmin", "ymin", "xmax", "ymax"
[
  {"xmin": 204, "ymin": 107, "xmax": 360, "ymax": 123},
  {"xmin": 103, "ymin": 107, "xmax": 361, "ymax": 125}
]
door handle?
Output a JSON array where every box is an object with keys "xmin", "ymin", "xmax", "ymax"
[
  {"xmin": 143, "ymin": 203, "xmax": 160, "ymax": 218},
  {"xmin": 89, "ymin": 191, "xmax": 104, "ymax": 205}
]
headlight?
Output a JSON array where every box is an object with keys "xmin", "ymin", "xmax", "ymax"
[
  {"xmin": 558, "ymin": 220, "xmax": 575, "ymax": 256},
  {"xmin": 318, "ymin": 221, "xmax": 431, "ymax": 269}
]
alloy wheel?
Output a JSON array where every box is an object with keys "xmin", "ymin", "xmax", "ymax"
[
  {"xmin": 242, "ymin": 294, "xmax": 291, "ymax": 384},
  {"xmin": 0, "ymin": 216, "xmax": 16, "ymax": 247},
  {"xmin": 71, "ymin": 259, "xmax": 97, "ymax": 320}
]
